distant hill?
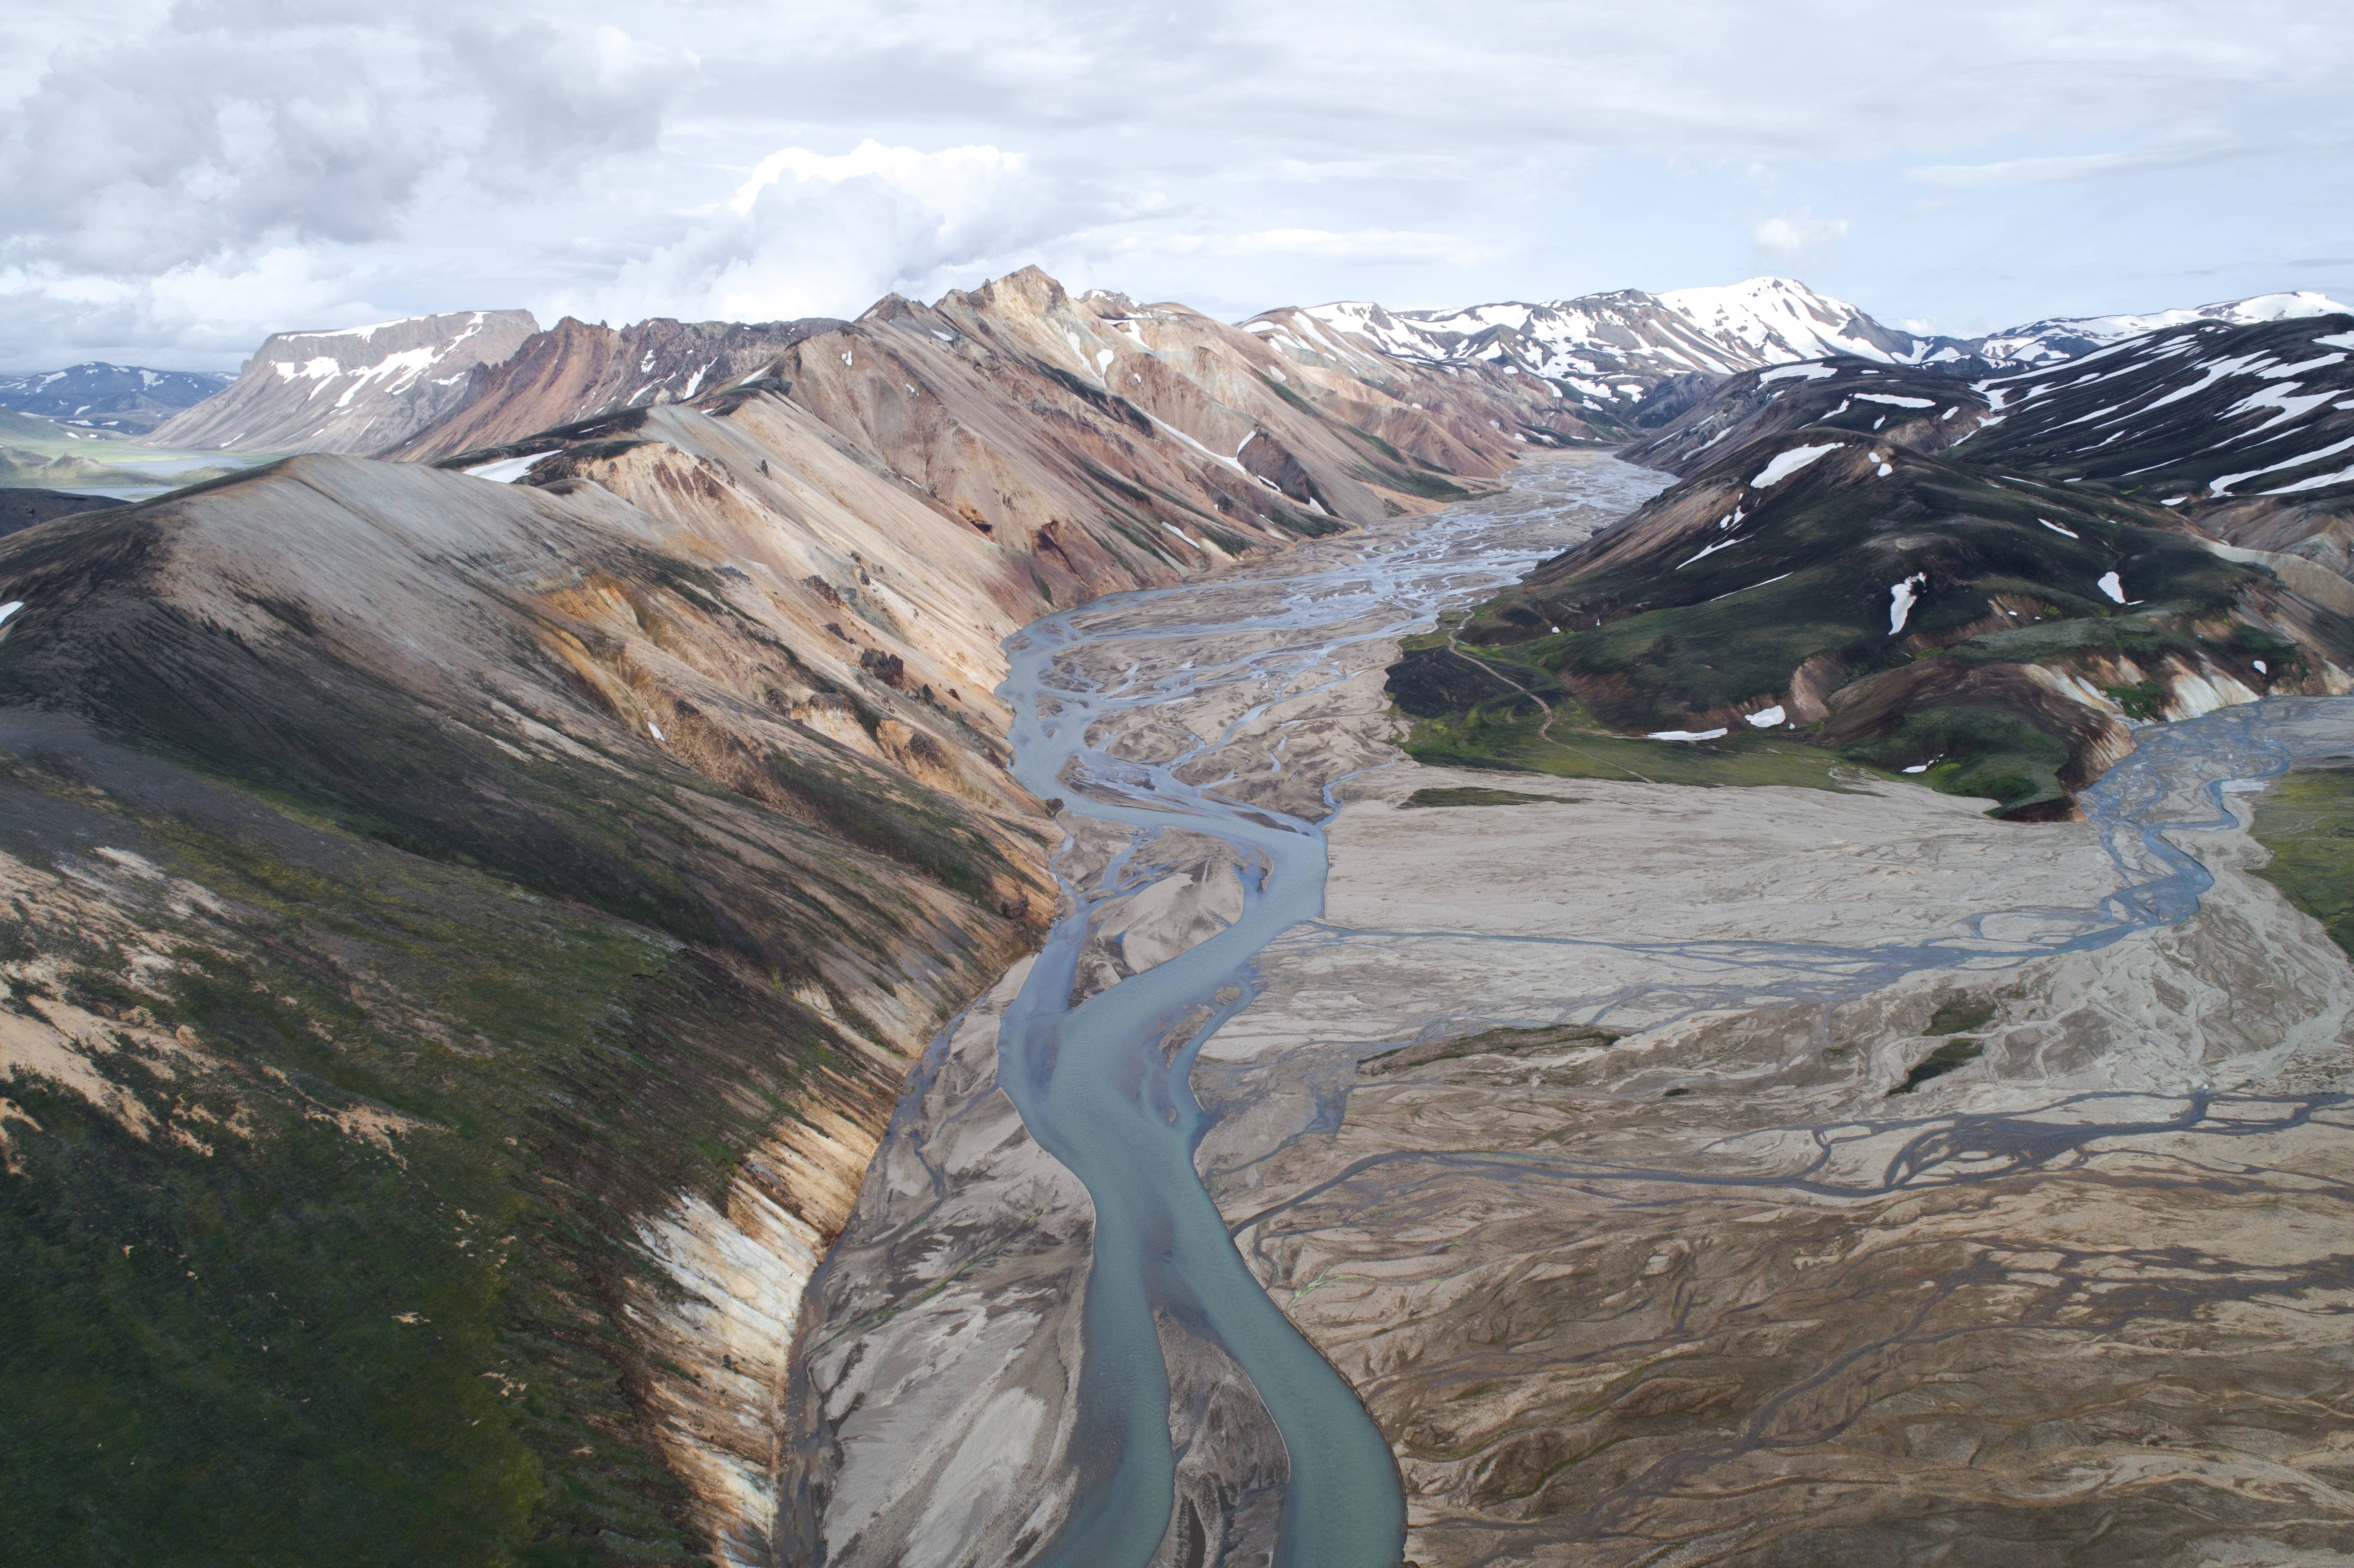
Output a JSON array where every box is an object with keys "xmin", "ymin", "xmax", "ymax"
[
  {"xmin": 381, "ymin": 314, "xmax": 848, "ymax": 461},
  {"xmin": 0, "ymin": 363, "xmax": 234, "ymax": 435},
  {"xmin": 1974, "ymin": 290, "xmax": 2351, "ymax": 368},
  {"xmin": 1245, "ymin": 277, "xmax": 1980, "ymax": 435},
  {"xmin": 149, "ymin": 310, "xmax": 542, "ymax": 453}
]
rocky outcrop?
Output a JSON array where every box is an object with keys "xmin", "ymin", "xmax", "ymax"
[{"xmin": 149, "ymin": 309, "xmax": 540, "ymax": 453}]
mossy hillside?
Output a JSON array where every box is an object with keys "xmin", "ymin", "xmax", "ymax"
[
  {"xmin": 1463, "ymin": 447, "xmax": 2259, "ymax": 733},
  {"xmin": 0, "ymin": 735, "xmax": 926, "ymax": 1566},
  {"xmin": 1400, "ymin": 437, "xmax": 2312, "ymax": 815},
  {"xmin": 1387, "ymin": 646, "xmax": 1893, "ymax": 793},
  {"xmin": 2249, "ymin": 764, "xmax": 2354, "ymax": 962},
  {"xmin": 0, "ymin": 484, "xmax": 1040, "ymax": 1562}
]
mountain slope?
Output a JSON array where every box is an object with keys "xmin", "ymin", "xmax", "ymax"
[
  {"xmin": 0, "ymin": 451, "xmax": 1065, "ymax": 1564},
  {"xmin": 149, "ymin": 311, "xmax": 541, "ymax": 454},
  {"xmin": 0, "ymin": 364, "xmax": 234, "ymax": 435},
  {"xmin": 1621, "ymin": 358, "xmax": 1994, "ymax": 476},
  {"xmin": 1952, "ymin": 314, "xmax": 2354, "ymax": 504}
]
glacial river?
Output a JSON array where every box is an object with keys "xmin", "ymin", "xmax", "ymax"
[{"xmin": 983, "ymin": 454, "xmax": 2354, "ymax": 1566}]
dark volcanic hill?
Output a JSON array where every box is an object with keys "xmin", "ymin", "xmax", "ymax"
[
  {"xmin": 1621, "ymin": 357, "xmax": 1994, "ymax": 476},
  {"xmin": 1396, "ymin": 428, "xmax": 2354, "ymax": 817},
  {"xmin": 0, "ymin": 363, "xmax": 234, "ymax": 435}
]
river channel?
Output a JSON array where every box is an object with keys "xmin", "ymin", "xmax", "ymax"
[{"xmin": 798, "ymin": 453, "xmax": 2354, "ymax": 1567}]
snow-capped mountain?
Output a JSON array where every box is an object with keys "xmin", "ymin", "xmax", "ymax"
[
  {"xmin": 150, "ymin": 310, "xmax": 542, "ymax": 453},
  {"xmin": 0, "ymin": 362, "xmax": 234, "ymax": 434},
  {"xmin": 1245, "ymin": 277, "xmax": 1974, "ymax": 420},
  {"xmin": 1975, "ymin": 291, "xmax": 2352, "ymax": 370}
]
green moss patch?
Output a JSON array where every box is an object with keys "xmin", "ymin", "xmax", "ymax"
[{"xmin": 2250, "ymin": 765, "xmax": 2354, "ymax": 962}]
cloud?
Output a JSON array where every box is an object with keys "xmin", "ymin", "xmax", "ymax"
[
  {"xmin": 1749, "ymin": 214, "xmax": 1850, "ymax": 262},
  {"xmin": 3, "ymin": 0, "xmax": 2354, "ymax": 364},
  {"xmin": 575, "ymin": 140, "xmax": 1074, "ymax": 324},
  {"xmin": 1906, "ymin": 147, "xmax": 2242, "ymax": 189},
  {"xmin": 1213, "ymin": 229, "xmax": 1491, "ymax": 266}
]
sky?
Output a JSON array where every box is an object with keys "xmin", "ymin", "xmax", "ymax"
[{"xmin": 1, "ymin": 0, "xmax": 2349, "ymax": 370}]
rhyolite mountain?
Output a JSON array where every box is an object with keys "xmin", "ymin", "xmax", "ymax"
[
  {"xmin": 0, "ymin": 363, "xmax": 234, "ymax": 435},
  {"xmin": 1398, "ymin": 311, "xmax": 2354, "ymax": 820},
  {"xmin": 0, "ymin": 266, "xmax": 1557, "ymax": 1566},
  {"xmin": 149, "ymin": 310, "xmax": 542, "ymax": 454}
]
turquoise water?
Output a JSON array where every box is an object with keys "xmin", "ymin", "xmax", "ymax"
[{"xmin": 987, "ymin": 460, "xmax": 1666, "ymax": 1566}]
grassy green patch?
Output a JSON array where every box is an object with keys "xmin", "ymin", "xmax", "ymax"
[
  {"xmin": 1361, "ymin": 1023, "xmax": 1618, "ymax": 1076},
  {"xmin": 1834, "ymin": 706, "xmax": 2075, "ymax": 815},
  {"xmin": 1400, "ymin": 786, "xmax": 1581, "ymax": 808},
  {"xmin": 0, "ymin": 743, "xmax": 925, "ymax": 1565},
  {"xmin": 1926, "ymin": 998, "xmax": 1997, "ymax": 1036},
  {"xmin": 1891, "ymin": 1037, "xmax": 1985, "ymax": 1094},
  {"xmin": 2250, "ymin": 765, "xmax": 2354, "ymax": 962}
]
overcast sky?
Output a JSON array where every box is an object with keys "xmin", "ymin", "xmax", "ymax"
[{"xmin": 2, "ymin": 0, "xmax": 2348, "ymax": 370}]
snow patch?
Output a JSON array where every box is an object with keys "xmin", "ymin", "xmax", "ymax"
[
  {"xmin": 1757, "ymin": 363, "xmax": 1837, "ymax": 383},
  {"xmin": 1647, "ymin": 728, "xmax": 1729, "ymax": 742},
  {"xmin": 2096, "ymin": 571, "xmax": 2127, "ymax": 604},
  {"xmin": 1749, "ymin": 442, "xmax": 1843, "ymax": 488},
  {"xmin": 2038, "ymin": 517, "xmax": 2080, "ymax": 538},
  {"xmin": 462, "ymin": 452, "xmax": 557, "ymax": 483},
  {"xmin": 1887, "ymin": 573, "xmax": 1927, "ymax": 635},
  {"xmin": 0, "ymin": 601, "xmax": 22, "ymax": 628},
  {"xmin": 1744, "ymin": 705, "xmax": 1786, "ymax": 728}
]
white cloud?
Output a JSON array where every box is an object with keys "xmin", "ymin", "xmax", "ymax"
[
  {"xmin": 1, "ymin": 0, "xmax": 2351, "ymax": 365},
  {"xmin": 1214, "ymin": 229, "xmax": 1491, "ymax": 266},
  {"xmin": 1749, "ymin": 214, "xmax": 1850, "ymax": 261},
  {"xmin": 1907, "ymin": 147, "xmax": 2245, "ymax": 188},
  {"xmin": 575, "ymin": 140, "xmax": 1071, "ymax": 324}
]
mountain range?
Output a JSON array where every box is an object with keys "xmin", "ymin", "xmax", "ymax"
[
  {"xmin": 146, "ymin": 310, "xmax": 542, "ymax": 453},
  {"xmin": 7, "ymin": 262, "xmax": 2354, "ymax": 1562},
  {"xmin": 0, "ymin": 264, "xmax": 1576, "ymax": 1563},
  {"xmin": 0, "ymin": 363, "xmax": 233, "ymax": 435},
  {"xmin": 131, "ymin": 278, "xmax": 2350, "ymax": 468}
]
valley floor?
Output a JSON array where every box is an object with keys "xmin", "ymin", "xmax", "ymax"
[{"xmin": 784, "ymin": 454, "xmax": 2354, "ymax": 1568}]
